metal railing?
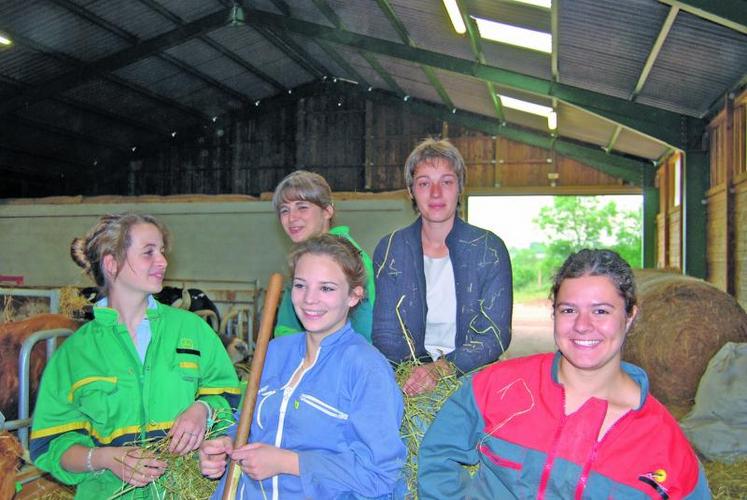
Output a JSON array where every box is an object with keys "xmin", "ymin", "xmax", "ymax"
[{"xmin": 3, "ymin": 328, "xmax": 74, "ymax": 450}]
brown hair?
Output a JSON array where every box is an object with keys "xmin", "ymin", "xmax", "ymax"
[
  {"xmin": 70, "ymin": 213, "xmax": 169, "ymax": 296},
  {"xmin": 288, "ymin": 234, "xmax": 366, "ymax": 296},
  {"xmin": 404, "ymin": 137, "xmax": 466, "ymax": 211},
  {"xmin": 550, "ymin": 248, "xmax": 637, "ymax": 316}
]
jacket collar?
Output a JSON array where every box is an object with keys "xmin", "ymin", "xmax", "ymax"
[
  {"xmin": 297, "ymin": 321, "xmax": 355, "ymax": 357},
  {"xmin": 92, "ymin": 295, "xmax": 160, "ymax": 326},
  {"xmin": 550, "ymin": 351, "xmax": 650, "ymax": 410}
]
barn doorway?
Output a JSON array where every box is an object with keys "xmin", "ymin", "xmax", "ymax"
[{"xmin": 467, "ymin": 194, "xmax": 643, "ymax": 358}]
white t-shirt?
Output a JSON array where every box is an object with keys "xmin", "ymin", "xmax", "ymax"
[{"xmin": 424, "ymin": 254, "xmax": 457, "ymax": 360}]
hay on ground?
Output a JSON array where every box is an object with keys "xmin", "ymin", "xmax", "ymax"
[{"xmin": 704, "ymin": 460, "xmax": 747, "ymax": 499}]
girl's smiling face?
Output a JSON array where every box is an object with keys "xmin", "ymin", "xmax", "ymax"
[
  {"xmin": 278, "ymin": 200, "xmax": 333, "ymax": 243},
  {"xmin": 291, "ymin": 253, "xmax": 362, "ymax": 339},
  {"xmin": 107, "ymin": 223, "xmax": 167, "ymax": 296},
  {"xmin": 553, "ymin": 274, "xmax": 637, "ymax": 373}
]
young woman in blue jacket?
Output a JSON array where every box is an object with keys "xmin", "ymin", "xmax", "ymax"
[
  {"xmin": 199, "ymin": 234, "xmax": 406, "ymax": 499},
  {"xmin": 373, "ymin": 138, "xmax": 513, "ymax": 395}
]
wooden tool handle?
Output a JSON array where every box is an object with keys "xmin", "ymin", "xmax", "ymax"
[{"xmin": 222, "ymin": 272, "xmax": 284, "ymax": 500}]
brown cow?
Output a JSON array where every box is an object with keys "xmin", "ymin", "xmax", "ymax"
[{"xmin": 0, "ymin": 314, "xmax": 79, "ymax": 422}]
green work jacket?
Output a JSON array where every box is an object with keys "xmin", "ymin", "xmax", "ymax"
[
  {"xmin": 30, "ymin": 300, "xmax": 240, "ymax": 499},
  {"xmin": 274, "ymin": 225, "xmax": 375, "ymax": 342}
]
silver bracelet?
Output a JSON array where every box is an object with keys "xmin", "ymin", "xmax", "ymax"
[
  {"xmin": 86, "ymin": 447, "xmax": 95, "ymax": 472},
  {"xmin": 194, "ymin": 400, "xmax": 213, "ymax": 425}
]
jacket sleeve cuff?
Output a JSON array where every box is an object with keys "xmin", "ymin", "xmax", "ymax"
[{"xmin": 35, "ymin": 433, "xmax": 92, "ymax": 485}]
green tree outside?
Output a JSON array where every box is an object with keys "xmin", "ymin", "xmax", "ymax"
[{"xmin": 510, "ymin": 196, "xmax": 641, "ymax": 299}]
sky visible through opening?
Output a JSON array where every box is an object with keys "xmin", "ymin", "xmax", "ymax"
[{"xmin": 467, "ymin": 195, "xmax": 643, "ymax": 250}]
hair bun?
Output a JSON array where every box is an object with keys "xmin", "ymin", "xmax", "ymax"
[{"xmin": 70, "ymin": 237, "xmax": 90, "ymax": 270}]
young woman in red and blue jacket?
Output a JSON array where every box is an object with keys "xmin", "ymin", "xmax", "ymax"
[{"xmin": 418, "ymin": 249, "xmax": 710, "ymax": 499}]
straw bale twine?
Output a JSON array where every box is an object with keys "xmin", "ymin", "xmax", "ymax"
[{"xmin": 623, "ymin": 270, "xmax": 747, "ymax": 409}]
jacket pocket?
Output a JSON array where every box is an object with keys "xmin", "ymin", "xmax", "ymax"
[
  {"xmin": 70, "ymin": 377, "xmax": 118, "ymax": 427},
  {"xmin": 477, "ymin": 440, "xmax": 527, "ymax": 494},
  {"xmin": 479, "ymin": 444, "xmax": 522, "ymax": 470},
  {"xmin": 299, "ymin": 394, "xmax": 349, "ymax": 420},
  {"xmin": 256, "ymin": 386, "xmax": 277, "ymax": 430}
]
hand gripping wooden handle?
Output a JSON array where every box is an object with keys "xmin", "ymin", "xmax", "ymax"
[{"xmin": 222, "ymin": 272, "xmax": 284, "ymax": 500}]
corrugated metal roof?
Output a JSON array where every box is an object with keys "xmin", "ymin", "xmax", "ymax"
[
  {"xmin": 83, "ymin": 1, "xmax": 174, "ymax": 41},
  {"xmin": 559, "ymin": 0, "xmax": 667, "ymax": 100},
  {"xmin": 0, "ymin": 44, "xmax": 69, "ymax": 86},
  {"xmin": 155, "ymin": 0, "xmax": 224, "ymax": 23},
  {"xmin": 10, "ymin": 0, "xmax": 129, "ymax": 62},
  {"xmin": 1, "ymin": 0, "xmax": 745, "ymax": 182},
  {"xmin": 469, "ymin": 0, "xmax": 551, "ymax": 33},
  {"xmin": 326, "ymin": 0, "xmax": 401, "ymax": 43},
  {"xmin": 392, "ymin": 0, "xmax": 475, "ymax": 62},
  {"xmin": 638, "ymin": 11, "xmax": 747, "ymax": 117}
]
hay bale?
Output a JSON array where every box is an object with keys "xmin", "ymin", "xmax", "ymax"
[{"xmin": 624, "ymin": 270, "xmax": 747, "ymax": 409}]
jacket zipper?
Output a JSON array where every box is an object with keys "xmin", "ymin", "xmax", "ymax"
[
  {"xmin": 270, "ymin": 345, "xmax": 322, "ymax": 500},
  {"xmin": 112, "ymin": 323, "xmax": 149, "ymax": 441},
  {"xmin": 573, "ymin": 410, "xmax": 633, "ymax": 500}
]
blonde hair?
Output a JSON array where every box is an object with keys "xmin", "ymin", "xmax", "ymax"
[
  {"xmin": 70, "ymin": 213, "xmax": 169, "ymax": 296},
  {"xmin": 288, "ymin": 234, "xmax": 366, "ymax": 295},
  {"xmin": 271, "ymin": 170, "xmax": 334, "ymax": 215}
]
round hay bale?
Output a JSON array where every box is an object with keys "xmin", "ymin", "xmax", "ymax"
[{"xmin": 624, "ymin": 270, "xmax": 747, "ymax": 409}]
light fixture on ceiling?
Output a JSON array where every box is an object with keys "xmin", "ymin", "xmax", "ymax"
[
  {"xmin": 473, "ymin": 17, "xmax": 551, "ymax": 53},
  {"xmin": 512, "ymin": 0, "xmax": 551, "ymax": 8},
  {"xmin": 499, "ymin": 95, "xmax": 553, "ymax": 116},
  {"xmin": 229, "ymin": 2, "xmax": 246, "ymax": 27},
  {"xmin": 547, "ymin": 110, "xmax": 557, "ymax": 130},
  {"xmin": 442, "ymin": 0, "xmax": 466, "ymax": 34},
  {"xmin": 0, "ymin": 33, "xmax": 12, "ymax": 46}
]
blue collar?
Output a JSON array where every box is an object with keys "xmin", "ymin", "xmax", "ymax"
[{"xmin": 551, "ymin": 351, "xmax": 649, "ymax": 410}]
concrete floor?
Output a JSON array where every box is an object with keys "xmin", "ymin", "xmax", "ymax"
[{"xmin": 505, "ymin": 300, "xmax": 555, "ymax": 359}]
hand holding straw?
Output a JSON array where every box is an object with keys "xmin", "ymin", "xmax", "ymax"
[{"xmin": 222, "ymin": 273, "xmax": 284, "ymax": 500}]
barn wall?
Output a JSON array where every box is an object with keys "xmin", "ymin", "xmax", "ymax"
[
  {"xmin": 736, "ymin": 177, "xmax": 747, "ymax": 311},
  {"xmin": 706, "ymin": 187, "xmax": 728, "ymax": 291},
  {"xmin": 121, "ymin": 86, "xmax": 636, "ymax": 197},
  {"xmin": 704, "ymin": 89, "xmax": 747, "ymax": 305},
  {"xmin": 0, "ymin": 196, "xmax": 413, "ymax": 290},
  {"xmin": 655, "ymin": 153, "xmax": 682, "ymax": 270}
]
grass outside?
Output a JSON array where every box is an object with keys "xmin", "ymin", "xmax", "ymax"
[{"xmin": 514, "ymin": 285, "xmax": 549, "ymax": 304}]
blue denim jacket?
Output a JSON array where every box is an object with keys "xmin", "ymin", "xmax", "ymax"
[{"xmin": 372, "ymin": 217, "xmax": 513, "ymax": 374}]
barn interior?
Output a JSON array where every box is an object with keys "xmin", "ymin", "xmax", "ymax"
[{"xmin": 1, "ymin": 0, "xmax": 747, "ymax": 497}]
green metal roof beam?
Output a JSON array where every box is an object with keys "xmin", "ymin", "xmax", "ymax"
[
  {"xmin": 244, "ymin": 8, "xmax": 699, "ymax": 147},
  {"xmin": 658, "ymin": 0, "xmax": 747, "ymax": 35},
  {"xmin": 316, "ymin": 40, "xmax": 371, "ymax": 87},
  {"xmin": 551, "ymin": 0, "xmax": 559, "ymax": 81},
  {"xmin": 631, "ymin": 6, "xmax": 678, "ymax": 100},
  {"xmin": 0, "ymin": 8, "xmax": 232, "ymax": 116},
  {"xmin": 422, "ymin": 65, "xmax": 455, "ymax": 109},
  {"xmin": 376, "ymin": 0, "xmax": 414, "ymax": 46},
  {"xmin": 359, "ymin": 51, "xmax": 406, "ymax": 96},
  {"xmin": 456, "ymin": 0, "xmax": 505, "ymax": 121},
  {"xmin": 310, "ymin": 0, "xmax": 342, "ymax": 28},
  {"xmin": 351, "ymin": 86, "xmax": 650, "ymax": 185},
  {"xmin": 311, "ymin": 0, "xmax": 399, "ymax": 95},
  {"xmin": 254, "ymin": 26, "xmax": 327, "ymax": 79},
  {"xmin": 604, "ymin": 125, "xmax": 623, "ymax": 153},
  {"xmin": 375, "ymin": 0, "xmax": 455, "ymax": 109},
  {"xmin": 0, "ymin": 27, "xmax": 211, "ymax": 120}
]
